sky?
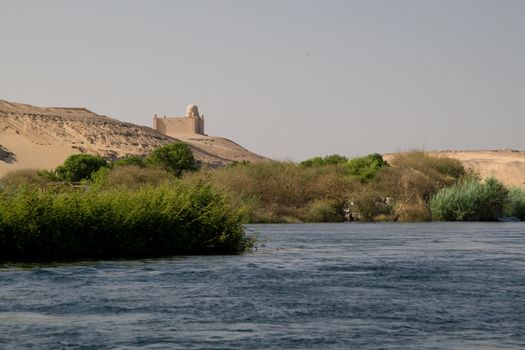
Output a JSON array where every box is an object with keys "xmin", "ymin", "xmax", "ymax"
[{"xmin": 1, "ymin": 0, "xmax": 524, "ymax": 161}]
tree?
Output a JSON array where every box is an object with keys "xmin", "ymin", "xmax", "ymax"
[
  {"xmin": 147, "ymin": 142, "xmax": 199, "ymax": 176},
  {"xmin": 300, "ymin": 154, "xmax": 348, "ymax": 167},
  {"xmin": 54, "ymin": 154, "xmax": 108, "ymax": 182},
  {"xmin": 346, "ymin": 153, "xmax": 389, "ymax": 181}
]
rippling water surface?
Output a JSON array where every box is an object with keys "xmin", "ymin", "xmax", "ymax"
[{"xmin": 1, "ymin": 223, "xmax": 525, "ymax": 349}]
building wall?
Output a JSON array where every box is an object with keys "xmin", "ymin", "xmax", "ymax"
[
  {"xmin": 153, "ymin": 116, "xmax": 204, "ymax": 136},
  {"xmin": 198, "ymin": 117, "xmax": 204, "ymax": 134}
]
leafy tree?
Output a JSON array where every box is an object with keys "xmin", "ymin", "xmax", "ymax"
[
  {"xmin": 147, "ymin": 142, "xmax": 199, "ymax": 176},
  {"xmin": 300, "ymin": 154, "xmax": 348, "ymax": 167},
  {"xmin": 323, "ymin": 154, "xmax": 349, "ymax": 165},
  {"xmin": 346, "ymin": 153, "xmax": 389, "ymax": 181},
  {"xmin": 55, "ymin": 154, "xmax": 108, "ymax": 182},
  {"xmin": 300, "ymin": 156, "xmax": 324, "ymax": 167}
]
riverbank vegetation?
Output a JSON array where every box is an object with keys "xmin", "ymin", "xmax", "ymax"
[
  {"xmin": 0, "ymin": 143, "xmax": 250, "ymax": 262},
  {"xmin": 1, "ymin": 144, "xmax": 524, "ymax": 262},
  {"xmin": 203, "ymin": 151, "xmax": 525, "ymax": 223},
  {"xmin": 205, "ymin": 151, "xmax": 471, "ymax": 222},
  {"xmin": 429, "ymin": 177, "xmax": 508, "ymax": 221}
]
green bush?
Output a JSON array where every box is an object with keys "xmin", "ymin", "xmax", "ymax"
[
  {"xmin": 55, "ymin": 154, "xmax": 108, "ymax": 182},
  {"xmin": 147, "ymin": 142, "xmax": 199, "ymax": 176},
  {"xmin": 504, "ymin": 187, "xmax": 525, "ymax": 220},
  {"xmin": 300, "ymin": 154, "xmax": 348, "ymax": 167},
  {"xmin": 301, "ymin": 153, "xmax": 388, "ymax": 181},
  {"xmin": 429, "ymin": 177, "xmax": 508, "ymax": 221},
  {"xmin": 367, "ymin": 152, "xmax": 467, "ymax": 221},
  {"xmin": 208, "ymin": 161, "xmax": 354, "ymax": 222},
  {"xmin": 346, "ymin": 153, "xmax": 389, "ymax": 181},
  {"xmin": 0, "ymin": 182, "xmax": 250, "ymax": 262}
]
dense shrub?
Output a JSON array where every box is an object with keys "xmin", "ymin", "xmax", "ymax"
[
  {"xmin": 350, "ymin": 184, "xmax": 391, "ymax": 221},
  {"xmin": 0, "ymin": 182, "xmax": 250, "ymax": 262},
  {"xmin": 301, "ymin": 153, "xmax": 388, "ymax": 182},
  {"xmin": 429, "ymin": 177, "xmax": 508, "ymax": 221},
  {"xmin": 366, "ymin": 152, "xmax": 466, "ymax": 221},
  {"xmin": 206, "ymin": 152, "xmax": 471, "ymax": 223},
  {"xmin": 301, "ymin": 154, "xmax": 348, "ymax": 167},
  {"xmin": 208, "ymin": 161, "xmax": 353, "ymax": 222},
  {"xmin": 55, "ymin": 154, "xmax": 108, "ymax": 182},
  {"xmin": 388, "ymin": 152, "xmax": 465, "ymax": 184},
  {"xmin": 504, "ymin": 187, "xmax": 525, "ymax": 220},
  {"xmin": 147, "ymin": 142, "xmax": 199, "ymax": 176},
  {"xmin": 346, "ymin": 153, "xmax": 389, "ymax": 181}
]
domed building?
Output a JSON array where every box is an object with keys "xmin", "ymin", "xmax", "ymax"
[{"xmin": 153, "ymin": 104, "xmax": 205, "ymax": 136}]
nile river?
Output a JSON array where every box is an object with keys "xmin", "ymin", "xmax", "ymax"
[{"xmin": 1, "ymin": 223, "xmax": 524, "ymax": 349}]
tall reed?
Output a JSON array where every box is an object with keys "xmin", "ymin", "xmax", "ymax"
[
  {"xmin": 0, "ymin": 181, "xmax": 249, "ymax": 262},
  {"xmin": 429, "ymin": 177, "xmax": 508, "ymax": 221}
]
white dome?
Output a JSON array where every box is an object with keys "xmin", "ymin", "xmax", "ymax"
[{"xmin": 185, "ymin": 104, "xmax": 199, "ymax": 117}]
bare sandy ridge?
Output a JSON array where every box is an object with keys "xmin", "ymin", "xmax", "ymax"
[
  {"xmin": 0, "ymin": 100, "xmax": 266, "ymax": 177},
  {"xmin": 384, "ymin": 150, "xmax": 525, "ymax": 189}
]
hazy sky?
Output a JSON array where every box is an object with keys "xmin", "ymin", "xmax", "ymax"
[{"xmin": 1, "ymin": 0, "xmax": 524, "ymax": 160}]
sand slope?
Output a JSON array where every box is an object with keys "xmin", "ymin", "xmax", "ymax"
[
  {"xmin": 0, "ymin": 100, "xmax": 266, "ymax": 177},
  {"xmin": 384, "ymin": 150, "xmax": 525, "ymax": 188}
]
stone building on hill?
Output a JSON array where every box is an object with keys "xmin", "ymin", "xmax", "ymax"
[{"xmin": 153, "ymin": 104, "xmax": 205, "ymax": 136}]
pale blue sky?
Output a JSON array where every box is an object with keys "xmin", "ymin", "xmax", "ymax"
[{"xmin": 1, "ymin": 0, "xmax": 524, "ymax": 160}]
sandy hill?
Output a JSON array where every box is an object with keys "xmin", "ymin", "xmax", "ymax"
[
  {"xmin": 384, "ymin": 150, "xmax": 525, "ymax": 188},
  {"xmin": 0, "ymin": 100, "xmax": 266, "ymax": 177}
]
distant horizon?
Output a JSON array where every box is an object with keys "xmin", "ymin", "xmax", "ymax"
[{"xmin": 1, "ymin": 0, "xmax": 524, "ymax": 160}]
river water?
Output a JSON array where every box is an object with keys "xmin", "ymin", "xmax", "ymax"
[{"xmin": 1, "ymin": 223, "xmax": 524, "ymax": 349}]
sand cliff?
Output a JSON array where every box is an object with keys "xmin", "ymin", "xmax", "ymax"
[{"xmin": 0, "ymin": 100, "xmax": 266, "ymax": 177}]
